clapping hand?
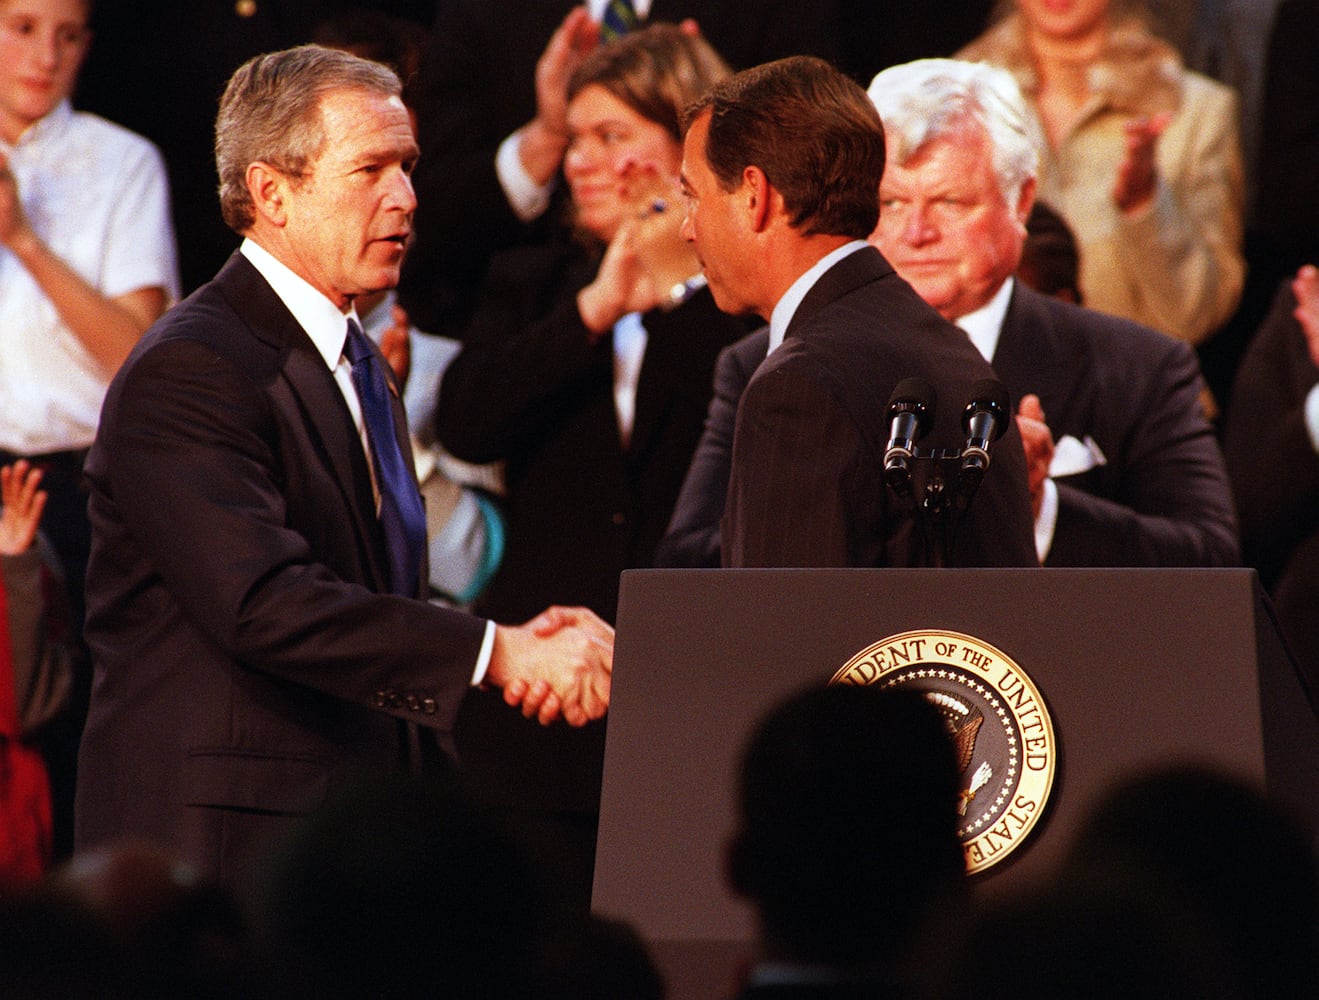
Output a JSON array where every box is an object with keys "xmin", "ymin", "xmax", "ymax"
[
  {"xmin": 488, "ymin": 606, "xmax": 614, "ymax": 726},
  {"xmin": 0, "ymin": 460, "xmax": 46, "ymax": 556},
  {"xmin": 1293, "ymin": 264, "xmax": 1319, "ymax": 370},
  {"xmin": 1114, "ymin": 112, "xmax": 1172, "ymax": 214},
  {"xmin": 378, "ymin": 303, "xmax": 411, "ymax": 387},
  {"xmin": 577, "ymin": 159, "xmax": 700, "ymax": 335},
  {"xmin": 1016, "ymin": 394, "xmax": 1054, "ymax": 522}
]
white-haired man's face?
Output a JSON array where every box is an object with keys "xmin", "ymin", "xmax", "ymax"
[{"xmin": 870, "ymin": 123, "xmax": 1032, "ymax": 322}]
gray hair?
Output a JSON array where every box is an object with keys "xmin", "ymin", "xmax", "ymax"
[
  {"xmin": 867, "ymin": 58, "xmax": 1041, "ymax": 206},
  {"xmin": 215, "ymin": 44, "xmax": 402, "ymax": 233}
]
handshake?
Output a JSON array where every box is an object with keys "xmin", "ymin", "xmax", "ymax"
[{"xmin": 487, "ymin": 606, "xmax": 614, "ymax": 727}]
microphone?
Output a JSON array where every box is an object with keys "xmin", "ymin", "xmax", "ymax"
[
  {"xmin": 884, "ymin": 377, "xmax": 936, "ymax": 492},
  {"xmin": 960, "ymin": 378, "xmax": 1011, "ymax": 482}
]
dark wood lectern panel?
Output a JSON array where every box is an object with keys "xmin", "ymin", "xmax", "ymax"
[{"xmin": 592, "ymin": 568, "xmax": 1317, "ymax": 1000}]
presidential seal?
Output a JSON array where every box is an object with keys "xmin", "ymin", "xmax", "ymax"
[{"xmin": 830, "ymin": 630, "xmax": 1056, "ymax": 875}]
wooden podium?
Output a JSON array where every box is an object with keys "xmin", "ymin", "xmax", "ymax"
[{"xmin": 591, "ymin": 568, "xmax": 1319, "ymax": 1000}]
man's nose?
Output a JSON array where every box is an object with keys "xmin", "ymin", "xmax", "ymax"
[
  {"xmin": 903, "ymin": 206, "xmax": 936, "ymax": 245},
  {"xmin": 391, "ymin": 170, "xmax": 418, "ymax": 213}
]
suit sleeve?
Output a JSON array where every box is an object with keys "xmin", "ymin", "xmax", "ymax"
[
  {"xmin": 655, "ymin": 335, "xmax": 759, "ymax": 567},
  {"xmin": 1047, "ymin": 339, "xmax": 1239, "ymax": 567},
  {"xmin": 99, "ymin": 338, "xmax": 485, "ymax": 728},
  {"xmin": 722, "ymin": 361, "xmax": 872, "ymax": 568}
]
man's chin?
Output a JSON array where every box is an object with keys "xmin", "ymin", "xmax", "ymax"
[{"xmin": 706, "ymin": 282, "xmax": 756, "ymax": 320}]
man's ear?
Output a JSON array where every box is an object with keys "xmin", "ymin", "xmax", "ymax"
[
  {"xmin": 742, "ymin": 165, "xmax": 775, "ymax": 233},
  {"xmin": 1015, "ymin": 175, "xmax": 1037, "ymax": 229},
  {"xmin": 247, "ymin": 162, "xmax": 289, "ymax": 227}
]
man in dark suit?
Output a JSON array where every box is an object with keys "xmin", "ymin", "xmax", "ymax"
[
  {"xmin": 74, "ymin": 46, "xmax": 613, "ymax": 885},
  {"xmin": 660, "ymin": 59, "xmax": 1238, "ymax": 569},
  {"xmin": 867, "ymin": 58, "xmax": 1237, "ymax": 567},
  {"xmin": 678, "ymin": 56, "xmax": 1036, "ymax": 568}
]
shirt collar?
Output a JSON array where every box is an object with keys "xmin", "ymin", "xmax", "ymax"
[
  {"xmin": 240, "ymin": 237, "xmax": 360, "ymax": 370},
  {"xmin": 767, "ymin": 240, "xmax": 869, "ymax": 355},
  {"xmin": 0, "ymin": 99, "xmax": 73, "ymax": 157},
  {"xmin": 953, "ymin": 276, "xmax": 1014, "ymax": 364}
]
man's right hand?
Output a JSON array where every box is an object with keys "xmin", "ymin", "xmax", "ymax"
[
  {"xmin": 518, "ymin": 7, "xmax": 600, "ymax": 186},
  {"xmin": 1016, "ymin": 393, "xmax": 1055, "ymax": 521},
  {"xmin": 487, "ymin": 606, "xmax": 613, "ymax": 727}
]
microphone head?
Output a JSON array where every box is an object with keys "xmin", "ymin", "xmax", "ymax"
[
  {"xmin": 961, "ymin": 378, "xmax": 1010, "ymax": 439},
  {"xmin": 887, "ymin": 376, "xmax": 937, "ymax": 436}
]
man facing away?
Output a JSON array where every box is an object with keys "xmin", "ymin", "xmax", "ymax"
[
  {"xmin": 74, "ymin": 45, "xmax": 612, "ymax": 885},
  {"xmin": 660, "ymin": 57, "xmax": 1236, "ymax": 570},
  {"xmin": 678, "ymin": 55, "xmax": 1036, "ymax": 569}
]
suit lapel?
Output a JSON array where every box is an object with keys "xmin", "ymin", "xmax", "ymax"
[
  {"xmin": 991, "ymin": 284, "xmax": 1074, "ymax": 419},
  {"xmin": 213, "ymin": 254, "xmax": 389, "ymax": 589}
]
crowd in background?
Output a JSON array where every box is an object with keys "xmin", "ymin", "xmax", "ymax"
[{"xmin": 0, "ymin": 0, "xmax": 1317, "ymax": 995}]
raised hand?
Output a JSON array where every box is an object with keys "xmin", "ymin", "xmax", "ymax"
[
  {"xmin": 1113, "ymin": 111, "xmax": 1172, "ymax": 214},
  {"xmin": 520, "ymin": 7, "xmax": 601, "ymax": 186},
  {"xmin": 488, "ymin": 606, "xmax": 614, "ymax": 726},
  {"xmin": 1016, "ymin": 394, "xmax": 1054, "ymax": 521},
  {"xmin": 0, "ymin": 460, "xmax": 46, "ymax": 556}
]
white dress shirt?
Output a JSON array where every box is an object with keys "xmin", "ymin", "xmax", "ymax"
[{"xmin": 240, "ymin": 239, "xmax": 496, "ymax": 683}]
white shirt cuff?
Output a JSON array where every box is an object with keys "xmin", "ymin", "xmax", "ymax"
[
  {"xmin": 496, "ymin": 129, "xmax": 554, "ymax": 223},
  {"xmin": 1304, "ymin": 384, "xmax": 1319, "ymax": 455},
  {"xmin": 471, "ymin": 619, "xmax": 497, "ymax": 686},
  {"xmin": 1034, "ymin": 477, "xmax": 1059, "ymax": 564}
]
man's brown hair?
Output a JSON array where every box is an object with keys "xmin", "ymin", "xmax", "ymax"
[{"xmin": 684, "ymin": 56, "xmax": 886, "ymax": 239}]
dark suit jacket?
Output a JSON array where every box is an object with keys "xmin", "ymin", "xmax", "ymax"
[
  {"xmin": 994, "ymin": 283, "xmax": 1238, "ymax": 566},
  {"xmin": 75, "ymin": 253, "xmax": 488, "ymax": 881},
  {"xmin": 1225, "ymin": 279, "xmax": 1319, "ymax": 698},
  {"xmin": 722, "ymin": 248, "xmax": 1036, "ymax": 568}
]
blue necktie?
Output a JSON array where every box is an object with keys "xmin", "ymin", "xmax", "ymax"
[
  {"xmin": 600, "ymin": 0, "xmax": 640, "ymax": 40},
  {"xmin": 344, "ymin": 319, "xmax": 426, "ymax": 596}
]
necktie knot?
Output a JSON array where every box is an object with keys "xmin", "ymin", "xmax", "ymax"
[{"xmin": 344, "ymin": 318, "xmax": 374, "ymax": 366}]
